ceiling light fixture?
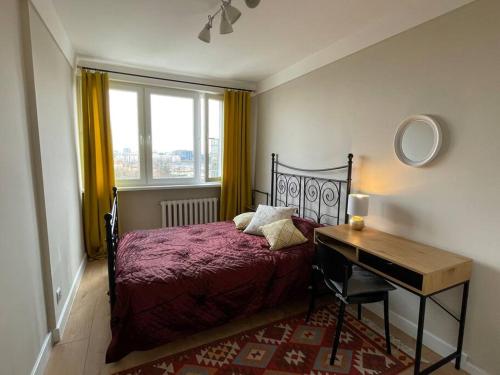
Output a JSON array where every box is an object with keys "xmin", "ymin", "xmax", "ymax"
[
  {"xmin": 244, "ymin": 0, "xmax": 261, "ymax": 8},
  {"xmin": 222, "ymin": 0, "xmax": 242, "ymax": 24},
  {"xmin": 198, "ymin": 15, "xmax": 213, "ymax": 43},
  {"xmin": 220, "ymin": 5, "xmax": 234, "ymax": 34},
  {"xmin": 198, "ymin": 0, "xmax": 261, "ymax": 43}
]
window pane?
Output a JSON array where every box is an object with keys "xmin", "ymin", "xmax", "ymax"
[
  {"xmin": 200, "ymin": 99, "xmax": 206, "ymax": 181},
  {"xmin": 150, "ymin": 94, "xmax": 194, "ymax": 179},
  {"xmin": 208, "ymin": 98, "xmax": 223, "ymax": 179},
  {"xmin": 109, "ymin": 89, "xmax": 140, "ymax": 180}
]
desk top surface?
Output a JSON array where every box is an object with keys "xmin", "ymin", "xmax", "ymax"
[{"xmin": 315, "ymin": 224, "xmax": 472, "ymax": 276}]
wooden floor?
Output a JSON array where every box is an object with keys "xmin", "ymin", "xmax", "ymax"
[{"xmin": 44, "ymin": 259, "xmax": 468, "ymax": 375}]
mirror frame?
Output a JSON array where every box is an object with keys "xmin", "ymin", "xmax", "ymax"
[{"xmin": 394, "ymin": 115, "xmax": 442, "ymax": 167}]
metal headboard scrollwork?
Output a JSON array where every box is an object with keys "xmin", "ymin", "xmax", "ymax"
[{"xmin": 270, "ymin": 153, "xmax": 353, "ymax": 225}]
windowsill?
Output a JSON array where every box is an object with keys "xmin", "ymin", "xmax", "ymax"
[{"xmin": 117, "ymin": 182, "xmax": 221, "ymax": 192}]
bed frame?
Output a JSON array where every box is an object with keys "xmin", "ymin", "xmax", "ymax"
[
  {"xmin": 104, "ymin": 187, "xmax": 119, "ymax": 306},
  {"xmin": 105, "ymin": 153, "xmax": 353, "ymax": 307},
  {"xmin": 270, "ymin": 153, "xmax": 353, "ymax": 225}
]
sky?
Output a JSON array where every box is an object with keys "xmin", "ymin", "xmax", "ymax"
[
  {"xmin": 109, "ymin": 89, "xmax": 221, "ymax": 153},
  {"xmin": 150, "ymin": 94, "xmax": 193, "ymax": 152}
]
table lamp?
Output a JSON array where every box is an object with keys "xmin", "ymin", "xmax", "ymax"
[{"xmin": 347, "ymin": 194, "xmax": 369, "ymax": 230}]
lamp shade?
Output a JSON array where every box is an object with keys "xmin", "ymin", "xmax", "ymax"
[
  {"xmin": 220, "ymin": 9, "xmax": 234, "ymax": 34},
  {"xmin": 222, "ymin": 1, "xmax": 241, "ymax": 24},
  {"xmin": 347, "ymin": 194, "xmax": 369, "ymax": 217},
  {"xmin": 245, "ymin": 0, "xmax": 261, "ymax": 8},
  {"xmin": 198, "ymin": 22, "xmax": 212, "ymax": 43}
]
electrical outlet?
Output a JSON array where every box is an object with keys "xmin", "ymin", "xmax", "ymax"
[{"xmin": 56, "ymin": 287, "xmax": 62, "ymax": 304}]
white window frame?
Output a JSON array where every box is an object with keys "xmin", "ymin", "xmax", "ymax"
[
  {"xmin": 145, "ymin": 86, "xmax": 200, "ymax": 186},
  {"xmin": 204, "ymin": 94, "xmax": 224, "ymax": 182},
  {"xmin": 109, "ymin": 82, "xmax": 147, "ymax": 187},
  {"xmin": 109, "ymin": 81, "xmax": 222, "ymax": 188}
]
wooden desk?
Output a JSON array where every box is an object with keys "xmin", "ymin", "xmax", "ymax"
[{"xmin": 314, "ymin": 224, "xmax": 472, "ymax": 375}]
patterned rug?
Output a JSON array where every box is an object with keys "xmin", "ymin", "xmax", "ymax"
[{"xmin": 115, "ymin": 303, "xmax": 413, "ymax": 375}]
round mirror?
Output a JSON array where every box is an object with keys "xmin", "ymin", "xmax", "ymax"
[{"xmin": 394, "ymin": 115, "xmax": 442, "ymax": 167}]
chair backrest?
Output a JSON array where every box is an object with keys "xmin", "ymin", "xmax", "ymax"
[{"xmin": 315, "ymin": 239, "xmax": 352, "ymax": 296}]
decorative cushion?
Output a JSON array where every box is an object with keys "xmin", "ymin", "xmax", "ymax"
[
  {"xmin": 261, "ymin": 219, "xmax": 308, "ymax": 250},
  {"xmin": 233, "ymin": 212, "xmax": 255, "ymax": 230},
  {"xmin": 291, "ymin": 216, "xmax": 323, "ymax": 239},
  {"xmin": 243, "ymin": 205, "xmax": 297, "ymax": 236}
]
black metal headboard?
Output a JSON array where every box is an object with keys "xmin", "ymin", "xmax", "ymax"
[{"xmin": 270, "ymin": 153, "xmax": 353, "ymax": 225}]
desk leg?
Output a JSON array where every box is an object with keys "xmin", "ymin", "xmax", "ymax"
[
  {"xmin": 455, "ymin": 281, "xmax": 470, "ymax": 369},
  {"xmin": 414, "ymin": 296, "xmax": 426, "ymax": 375}
]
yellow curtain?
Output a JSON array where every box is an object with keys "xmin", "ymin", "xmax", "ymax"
[
  {"xmin": 81, "ymin": 70, "xmax": 115, "ymax": 259},
  {"xmin": 220, "ymin": 90, "xmax": 252, "ymax": 220}
]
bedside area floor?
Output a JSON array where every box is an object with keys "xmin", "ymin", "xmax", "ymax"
[{"xmin": 43, "ymin": 260, "xmax": 469, "ymax": 375}]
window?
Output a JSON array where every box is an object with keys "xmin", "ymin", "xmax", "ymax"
[
  {"xmin": 206, "ymin": 95, "xmax": 223, "ymax": 181},
  {"xmin": 109, "ymin": 82, "xmax": 223, "ymax": 186},
  {"xmin": 109, "ymin": 87, "xmax": 143, "ymax": 181}
]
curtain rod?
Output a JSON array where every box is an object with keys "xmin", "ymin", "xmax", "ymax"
[{"xmin": 78, "ymin": 65, "xmax": 254, "ymax": 93}]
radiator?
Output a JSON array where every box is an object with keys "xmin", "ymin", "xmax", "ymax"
[{"xmin": 160, "ymin": 198, "xmax": 219, "ymax": 228}]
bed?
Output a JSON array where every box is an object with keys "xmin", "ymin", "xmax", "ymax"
[{"xmin": 105, "ymin": 153, "xmax": 353, "ymax": 362}]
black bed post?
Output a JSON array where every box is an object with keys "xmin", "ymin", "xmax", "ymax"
[
  {"xmin": 113, "ymin": 186, "xmax": 119, "ymax": 236},
  {"xmin": 105, "ymin": 186, "xmax": 118, "ymax": 308},
  {"xmin": 345, "ymin": 154, "xmax": 353, "ymax": 224},
  {"xmin": 105, "ymin": 212, "xmax": 116, "ymax": 307},
  {"xmin": 270, "ymin": 153, "xmax": 276, "ymax": 206}
]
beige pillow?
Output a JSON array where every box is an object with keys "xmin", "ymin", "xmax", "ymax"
[
  {"xmin": 233, "ymin": 212, "xmax": 255, "ymax": 230},
  {"xmin": 244, "ymin": 205, "xmax": 297, "ymax": 236},
  {"xmin": 261, "ymin": 218, "xmax": 308, "ymax": 250}
]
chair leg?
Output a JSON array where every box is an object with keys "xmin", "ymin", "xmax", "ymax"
[
  {"xmin": 330, "ymin": 302, "xmax": 346, "ymax": 366},
  {"xmin": 383, "ymin": 293, "xmax": 391, "ymax": 355},
  {"xmin": 306, "ymin": 290, "xmax": 316, "ymax": 322},
  {"xmin": 305, "ymin": 272, "xmax": 317, "ymax": 322},
  {"xmin": 357, "ymin": 303, "xmax": 362, "ymax": 320}
]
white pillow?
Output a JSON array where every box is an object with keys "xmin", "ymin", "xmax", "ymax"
[
  {"xmin": 233, "ymin": 212, "xmax": 255, "ymax": 230},
  {"xmin": 243, "ymin": 205, "xmax": 297, "ymax": 236},
  {"xmin": 261, "ymin": 218, "xmax": 308, "ymax": 250}
]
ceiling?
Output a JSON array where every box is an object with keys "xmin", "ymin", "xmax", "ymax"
[{"xmin": 53, "ymin": 0, "xmax": 472, "ymax": 84}]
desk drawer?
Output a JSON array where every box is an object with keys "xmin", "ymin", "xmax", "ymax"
[{"xmin": 359, "ymin": 250, "xmax": 423, "ymax": 290}]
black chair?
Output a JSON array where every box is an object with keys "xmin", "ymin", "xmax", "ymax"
[{"xmin": 306, "ymin": 239, "xmax": 396, "ymax": 366}]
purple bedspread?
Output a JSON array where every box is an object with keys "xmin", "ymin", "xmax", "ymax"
[{"xmin": 106, "ymin": 217, "xmax": 320, "ymax": 362}]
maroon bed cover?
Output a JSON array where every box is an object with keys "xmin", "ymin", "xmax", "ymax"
[{"xmin": 106, "ymin": 216, "xmax": 320, "ymax": 362}]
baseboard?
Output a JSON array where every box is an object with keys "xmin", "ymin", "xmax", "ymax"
[
  {"xmin": 30, "ymin": 257, "xmax": 87, "ymax": 375},
  {"xmin": 30, "ymin": 333, "xmax": 52, "ymax": 375},
  {"xmin": 462, "ymin": 361, "xmax": 492, "ymax": 375},
  {"xmin": 364, "ymin": 304, "xmax": 490, "ymax": 375},
  {"xmin": 52, "ymin": 256, "xmax": 87, "ymax": 342}
]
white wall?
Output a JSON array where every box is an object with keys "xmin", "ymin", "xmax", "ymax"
[
  {"xmin": 0, "ymin": 1, "xmax": 85, "ymax": 373},
  {"xmin": 254, "ymin": 0, "xmax": 500, "ymax": 373},
  {"xmin": 28, "ymin": 4, "xmax": 85, "ymax": 324},
  {"xmin": 118, "ymin": 187, "xmax": 221, "ymax": 233},
  {"xmin": 0, "ymin": 0, "xmax": 50, "ymax": 374}
]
